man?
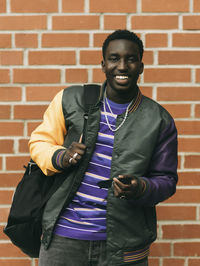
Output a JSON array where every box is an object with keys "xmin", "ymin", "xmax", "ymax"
[{"xmin": 29, "ymin": 30, "xmax": 178, "ymax": 266}]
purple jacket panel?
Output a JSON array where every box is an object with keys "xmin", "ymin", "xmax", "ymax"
[{"xmin": 133, "ymin": 118, "xmax": 178, "ymax": 206}]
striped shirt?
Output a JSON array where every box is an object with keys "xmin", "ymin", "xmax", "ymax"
[{"xmin": 54, "ymin": 98, "xmax": 130, "ymax": 240}]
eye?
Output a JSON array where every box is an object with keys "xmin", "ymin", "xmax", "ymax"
[
  {"xmin": 128, "ymin": 56, "xmax": 138, "ymax": 63},
  {"xmin": 108, "ymin": 55, "xmax": 119, "ymax": 62}
]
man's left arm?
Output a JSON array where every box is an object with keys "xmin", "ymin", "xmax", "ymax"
[{"xmin": 113, "ymin": 118, "xmax": 178, "ymax": 206}]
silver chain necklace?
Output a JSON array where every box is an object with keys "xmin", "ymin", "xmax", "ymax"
[{"xmin": 103, "ymin": 91, "xmax": 133, "ymax": 132}]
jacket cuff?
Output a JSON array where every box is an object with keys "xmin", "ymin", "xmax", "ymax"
[{"xmin": 52, "ymin": 149, "xmax": 66, "ymax": 170}]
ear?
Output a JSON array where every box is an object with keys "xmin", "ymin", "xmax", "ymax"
[
  {"xmin": 101, "ymin": 60, "xmax": 106, "ymax": 73},
  {"xmin": 139, "ymin": 62, "xmax": 144, "ymax": 75}
]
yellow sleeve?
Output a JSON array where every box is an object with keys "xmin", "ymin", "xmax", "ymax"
[{"xmin": 29, "ymin": 89, "xmax": 67, "ymax": 176}]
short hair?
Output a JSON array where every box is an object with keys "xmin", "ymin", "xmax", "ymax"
[{"xmin": 102, "ymin": 29, "xmax": 144, "ymax": 60}]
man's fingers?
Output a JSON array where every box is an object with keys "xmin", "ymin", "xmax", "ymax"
[
  {"xmin": 113, "ymin": 181, "xmax": 122, "ymax": 197},
  {"xmin": 62, "ymin": 142, "xmax": 87, "ymax": 167}
]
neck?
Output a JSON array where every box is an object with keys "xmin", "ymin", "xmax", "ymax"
[{"xmin": 105, "ymin": 85, "xmax": 138, "ymax": 104}]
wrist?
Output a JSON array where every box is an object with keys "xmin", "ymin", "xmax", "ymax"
[{"xmin": 52, "ymin": 149, "xmax": 67, "ymax": 170}]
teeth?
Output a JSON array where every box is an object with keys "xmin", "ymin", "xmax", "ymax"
[{"xmin": 116, "ymin": 75, "xmax": 128, "ymax": 80}]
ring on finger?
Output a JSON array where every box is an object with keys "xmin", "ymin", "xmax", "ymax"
[
  {"xmin": 120, "ymin": 195, "xmax": 126, "ymax": 200},
  {"xmin": 69, "ymin": 157, "xmax": 73, "ymax": 164},
  {"xmin": 73, "ymin": 152, "xmax": 78, "ymax": 160}
]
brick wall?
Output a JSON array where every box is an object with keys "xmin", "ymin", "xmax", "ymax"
[{"xmin": 0, "ymin": 0, "xmax": 200, "ymax": 265}]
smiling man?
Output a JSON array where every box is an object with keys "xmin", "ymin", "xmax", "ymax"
[{"xmin": 29, "ymin": 30, "xmax": 178, "ymax": 266}]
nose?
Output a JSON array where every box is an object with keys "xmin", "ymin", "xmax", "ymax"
[{"xmin": 118, "ymin": 59, "xmax": 127, "ymax": 71}]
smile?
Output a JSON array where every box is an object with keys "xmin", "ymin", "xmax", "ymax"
[{"xmin": 115, "ymin": 75, "xmax": 129, "ymax": 80}]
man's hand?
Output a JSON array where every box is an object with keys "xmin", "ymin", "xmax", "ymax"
[
  {"xmin": 62, "ymin": 142, "xmax": 86, "ymax": 168},
  {"xmin": 113, "ymin": 175, "xmax": 146, "ymax": 200}
]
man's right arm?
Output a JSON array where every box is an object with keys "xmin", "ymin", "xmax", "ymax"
[{"xmin": 29, "ymin": 90, "xmax": 67, "ymax": 176}]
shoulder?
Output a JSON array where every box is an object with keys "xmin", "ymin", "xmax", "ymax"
[
  {"xmin": 62, "ymin": 85, "xmax": 84, "ymax": 98},
  {"xmin": 62, "ymin": 85, "xmax": 84, "ymax": 107},
  {"xmin": 142, "ymin": 95, "xmax": 174, "ymax": 122}
]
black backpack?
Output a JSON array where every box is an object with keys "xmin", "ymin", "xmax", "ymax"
[{"xmin": 3, "ymin": 84, "xmax": 101, "ymax": 258}]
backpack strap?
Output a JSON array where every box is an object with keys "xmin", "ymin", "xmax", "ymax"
[
  {"xmin": 83, "ymin": 84, "xmax": 101, "ymax": 108},
  {"xmin": 82, "ymin": 84, "xmax": 101, "ymax": 144}
]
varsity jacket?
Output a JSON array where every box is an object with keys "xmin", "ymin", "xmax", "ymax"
[{"xmin": 29, "ymin": 82, "xmax": 178, "ymax": 265}]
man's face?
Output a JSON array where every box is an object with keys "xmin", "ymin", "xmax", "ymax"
[{"xmin": 101, "ymin": 39, "xmax": 144, "ymax": 98}]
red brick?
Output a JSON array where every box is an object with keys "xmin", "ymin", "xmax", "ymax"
[
  {"xmin": 0, "ymin": 208, "xmax": 10, "ymax": 222},
  {"xmin": 195, "ymin": 104, "xmax": 200, "ymax": 117},
  {"xmin": 173, "ymin": 33, "xmax": 200, "ymax": 47},
  {"xmin": 144, "ymin": 68, "xmax": 191, "ymax": 83},
  {"xmin": 0, "ymin": 69, "xmax": 10, "ymax": 83},
  {"xmin": 0, "ymin": 51, "xmax": 23, "ymax": 65},
  {"xmin": 0, "ymin": 140, "xmax": 13, "ymax": 153},
  {"xmin": 143, "ymin": 51, "xmax": 153, "ymax": 65},
  {"xmin": 194, "ymin": 0, "xmax": 200, "ymax": 12},
  {"xmin": 185, "ymin": 155, "xmax": 200, "ymax": 169},
  {"xmin": 0, "ymin": 122, "xmax": 24, "ymax": 136},
  {"xmin": 163, "ymin": 258, "xmax": 185, "ymax": 266},
  {"xmin": 188, "ymin": 259, "xmax": 200, "ymax": 266},
  {"xmin": 26, "ymin": 86, "xmax": 63, "ymax": 101},
  {"xmin": 196, "ymin": 69, "xmax": 200, "ymax": 82},
  {"xmin": 176, "ymin": 121, "xmax": 200, "ymax": 135},
  {"xmin": 159, "ymin": 51, "xmax": 200, "ymax": 65},
  {"xmin": 92, "ymin": 68, "xmax": 105, "ymax": 83},
  {"xmin": 178, "ymin": 172, "xmax": 200, "ymax": 186},
  {"xmin": 157, "ymin": 205, "xmax": 196, "ymax": 221},
  {"xmin": 0, "ymin": 191, "xmax": 13, "ymax": 204},
  {"xmin": 183, "ymin": 15, "xmax": 200, "ymax": 30},
  {"xmin": 0, "ymin": 243, "xmax": 26, "ymax": 257},
  {"xmin": 19, "ymin": 139, "xmax": 29, "ymax": 153},
  {"xmin": 15, "ymin": 34, "xmax": 38, "ymax": 48},
  {"xmin": 150, "ymin": 242, "xmax": 171, "ymax": 256},
  {"xmin": 104, "ymin": 15, "xmax": 127, "ymax": 30},
  {"xmin": 0, "ymin": 16, "xmax": 46, "ymax": 30},
  {"xmin": 162, "ymin": 104, "xmax": 190, "ymax": 118},
  {"xmin": 13, "ymin": 69, "xmax": 60, "ymax": 83},
  {"xmin": 0, "ymin": 225, "xmax": 9, "ymax": 240},
  {"xmin": 62, "ymin": 0, "xmax": 84, "ymax": 12},
  {"xmin": 93, "ymin": 33, "xmax": 111, "ymax": 48},
  {"xmin": 14, "ymin": 105, "xmax": 47, "ymax": 119},
  {"xmin": 52, "ymin": 16, "xmax": 99, "ymax": 30},
  {"xmin": 0, "ymin": 87, "xmax": 21, "ymax": 101},
  {"xmin": 6, "ymin": 156, "xmax": 30, "ymax": 171},
  {"xmin": 157, "ymin": 86, "xmax": 200, "ymax": 101},
  {"xmin": 29, "ymin": 51, "xmax": 76, "ymax": 65},
  {"xmin": 145, "ymin": 33, "xmax": 168, "ymax": 48},
  {"xmin": 42, "ymin": 33, "xmax": 89, "ymax": 48},
  {"xmin": 0, "ymin": 34, "xmax": 11, "ymax": 48},
  {"xmin": 0, "ymin": 157, "xmax": 2, "ymax": 170},
  {"xmin": 0, "ymin": 105, "xmax": 10, "ymax": 119},
  {"xmin": 90, "ymin": 0, "xmax": 136, "ymax": 12},
  {"xmin": 131, "ymin": 15, "xmax": 178, "ymax": 30},
  {"xmin": 0, "ymin": 0, "xmax": 6, "ymax": 12},
  {"xmin": 142, "ymin": 0, "xmax": 189, "ymax": 12},
  {"xmin": 80, "ymin": 50, "xmax": 102, "ymax": 65},
  {"xmin": 178, "ymin": 138, "xmax": 200, "ymax": 152},
  {"xmin": 0, "ymin": 260, "xmax": 31, "ymax": 266},
  {"xmin": 0, "ymin": 173, "xmax": 22, "ymax": 187},
  {"xmin": 163, "ymin": 224, "xmax": 200, "ymax": 239},
  {"xmin": 177, "ymin": 155, "xmax": 181, "ymax": 170},
  {"xmin": 140, "ymin": 86, "xmax": 152, "ymax": 98},
  {"xmin": 148, "ymin": 258, "xmax": 159, "ymax": 266},
  {"xmin": 174, "ymin": 242, "xmax": 200, "ymax": 256},
  {"xmin": 11, "ymin": 0, "xmax": 58, "ymax": 12},
  {"xmin": 166, "ymin": 188, "xmax": 200, "ymax": 203},
  {"xmin": 65, "ymin": 69, "xmax": 88, "ymax": 83},
  {"xmin": 27, "ymin": 122, "xmax": 41, "ymax": 136}
]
